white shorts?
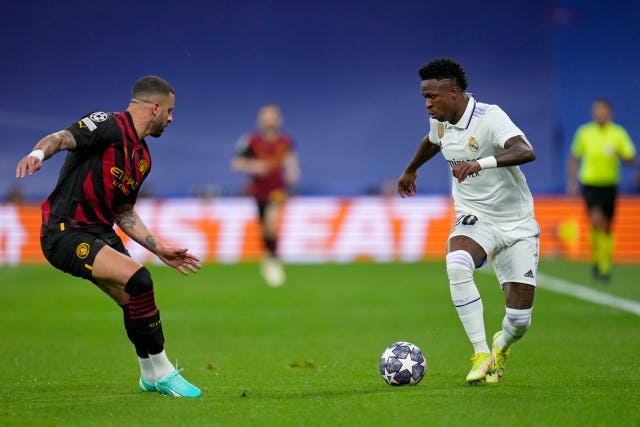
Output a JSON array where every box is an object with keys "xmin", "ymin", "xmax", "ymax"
[{"xmin": 449, "ymin": 214, "xmax": 540, "ymax": 286}]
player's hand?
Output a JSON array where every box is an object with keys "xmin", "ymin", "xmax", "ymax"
[
  {"xmin": 249, "ymin": 159, "xmax": 270, "ymax": 177},
  {"xmin": 397, "ymin": 170, "xmax": 418, "ymax": 198},
  {"xmin": 567, "ymin": 179, "xmax": 580, "ymax": 197},
  {"xmin": 157, "ymin": 246, "xmax": 202, "ymax": 275},
  {"xmin": 15, "ymin": 155, "xmax": 43, "ymax": 179},
  {"xmin": 452, "ymin": 161, "xmax": 481, "ymax": 183}
]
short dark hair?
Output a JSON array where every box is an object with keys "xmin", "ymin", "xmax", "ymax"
[
  {"xmin": 131, "ymin": 76, "xmax": 174, "ymax": 98},
  {"xmin": 593, "ymin": 98, "xmax": 612, "ymax": 110},
  {"xmin": 418, "ymin": 58, "xmax": 468, "ymax": 91}
]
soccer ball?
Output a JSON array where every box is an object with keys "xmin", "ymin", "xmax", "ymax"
[{"xmin": 379, "ymin": 341, "xmax": 427, "ymax": 386}]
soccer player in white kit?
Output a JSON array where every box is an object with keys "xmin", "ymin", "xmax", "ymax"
[{"xmin": 397, "ymin": 58, "xmax": 540, "ymax": 384}]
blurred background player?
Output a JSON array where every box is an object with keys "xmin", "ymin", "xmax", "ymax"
[
  {"xmin": 232, "ymin": 104, "xmax": 300, "ymax": 287},
  {"xmin": 14, "ymin": 76, "xmax": 202, "ymax": 398},
  {"xmin": 567, "ymin": 99, "xmax": 636, "ymax": 282},
  {"xmin": 397, "ymin": 58, "xmax": 539, "ymax": 385}
]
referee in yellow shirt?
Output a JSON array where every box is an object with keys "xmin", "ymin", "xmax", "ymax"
[{"xmin": 567, "ymin": 99, "xmax": 636, "ymax": 282}]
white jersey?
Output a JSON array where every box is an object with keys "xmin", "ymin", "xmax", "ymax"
[{"xmin": 428, "ymin": 95, "xmax": 535, "ymax": 229}]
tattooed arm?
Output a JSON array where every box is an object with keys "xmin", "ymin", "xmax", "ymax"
[
  {"xmin": 115, "ymin": 204, "xmax": 160, "ymax": 253},
  {"xmin": 115, "ymin": 204, "xmax": 201, "ymax": 275},
  {"xmin": 16, "ymin": 130, "xmax": 77, "ymax": 178}
]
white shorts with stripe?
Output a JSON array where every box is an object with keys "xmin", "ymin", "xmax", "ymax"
[{"xmin": 449, "ymin": 214, "xmax": 540, "ymax": 287}]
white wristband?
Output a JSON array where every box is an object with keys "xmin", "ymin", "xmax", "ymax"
[
  {"xmin": 476, "ymin": 156, "xmax": 497, "ymax": 169},
  {"xmin": 28, "ymin": 149, "xmax": 45, "ymax": 162}
]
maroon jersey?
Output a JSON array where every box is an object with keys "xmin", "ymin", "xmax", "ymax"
[
  {"xmin": 41, "ymin": 111, "xmax": 152, "ymax": 230},
  {"xmin": 237, "ymin": 132, "xmax": 294, "ymax": 202}
]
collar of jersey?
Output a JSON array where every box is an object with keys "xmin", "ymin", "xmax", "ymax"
[{"xmin": 447, "ymin": 94, "xmax": 476, "ymax": 130}]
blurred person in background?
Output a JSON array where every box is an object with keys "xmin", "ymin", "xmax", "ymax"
[
  {"xmin": 15, "ymin": 76, "xmax": 202, "ymax": 398},
  {"xmin": 4, "ymin": 184, "xmax": 25, "ymax": 204},
  {"xmin": 567, "ymin": 99, "xmax": 636, "ymax": 282},
  {"xmin": 232, "ymin": 104, "xmax": 300, "ymax": 287},
  {"xmin": 397, "ymin": 58, "xmax": 539, "ymax": 385}
]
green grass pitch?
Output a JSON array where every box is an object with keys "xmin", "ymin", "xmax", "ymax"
[{"xmin": 1, "ymin": 260, "xmax": 639, "ymax": 426}]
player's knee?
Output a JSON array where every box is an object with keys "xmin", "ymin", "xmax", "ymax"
[
  {"xmin": 124, "ymin": 266, "xmax": 154, "ymax": 297},
  {"xmin": 446, "ymin": 250, "xmax": 475, "ymax": 285},
  {"xmin": 503, "ymin": 307, "xmax": 532, "ymax": 338},
  {"xmin": 447, "ymin": 251, "xmax": 480, "ymax": 308}
]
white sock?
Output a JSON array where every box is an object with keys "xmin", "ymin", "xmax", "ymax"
[
  {"xmin": 447, "ymin": 251, "xmax": 489, "ymax": 354},
  {"xmin": 149, "ymin": 350, "xmax": 175, "ymax": 380},
  {"xmin": 138, "ymin": 357, "xmax": 155, "ymax": 383},
  {"xmin": 458, "ymin": 299, "xmax": 490, "ymax": 354},
  {"xmin": 497, "ymin": 307, "xmax": 532, "ymax": 351}
]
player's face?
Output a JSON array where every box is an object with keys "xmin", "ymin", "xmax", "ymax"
[
  {"xmin": 591, "ymin": 101, "xmax": 612, "ymax": 126},
  {"xmin": 149, "ymin": 93, "xmax": 175, "ymax": 138},
  {"xmin": 257, "ymin": 106, "xmax": 283, "ymax": 131},
  {"xmin": 420, "ymin": 79, "xmax": 458, "ymax": 122}
]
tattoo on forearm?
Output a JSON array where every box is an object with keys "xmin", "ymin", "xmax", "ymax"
[
  {"xmin": 114, "ymin": 205, "xmax": 157, "ymax": 253},
  {"xmin": 58, "ymin": 130, "xmax": 77, "ymax": 151},
  {"xmin": 115, "ymin": 210, "xmax": 137, "ymax": 230},
  {"xmin": 144, "ymin": 235, "xmax": 158, "ymax": 251},
  {"xmin": 40, "ymin": 130, "xmax": 77, "ymax": 155}
]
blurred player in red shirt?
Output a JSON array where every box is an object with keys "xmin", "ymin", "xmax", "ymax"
[{"xmin": 232, "ymin": 105, "xmax": 300, "ymax": 286}]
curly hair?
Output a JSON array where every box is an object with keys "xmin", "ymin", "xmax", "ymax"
[{"xmin": 418, "ymin": 58, "xmax": 468, "ymax": 91}]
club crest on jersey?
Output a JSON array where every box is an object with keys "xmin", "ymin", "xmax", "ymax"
[
  {"xmin": 437, "ymin": 123, "xmax": 445, "ymax": 139},
  {"xmin": 76, "ymin": 242, "xmax": 90, "ymax": 259},
  {"xmin": 468, "ymin": 136, "xmax": 479, "ymax": 152},
  {"xmin": 138, "ymin": 159, "xmax": 149, "ymax": 174},
  {"xmin": 89, "ymin": 112, "xmax": 108, "ymax": 122}
]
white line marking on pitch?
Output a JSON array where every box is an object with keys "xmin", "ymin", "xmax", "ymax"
[
  {"xmin": 478, "ymin": 268, "xmax": 640, "ymax": 316},
  {"xmin": 536, "ymin": 272, "xmax": 640, "ymax": 316}
]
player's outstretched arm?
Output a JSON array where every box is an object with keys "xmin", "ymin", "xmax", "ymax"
[
  {"xmin": 566, "ymin": 154, "xmax": 581, "ymax": 197},
  {"xmin": 620, "ymin": 153, "xmax": 637, "ymax": 167},
  {"xmin": 16, "ymin": 130, "xmax": 77, "ymax": 178},
  {"xmin": 398, "ymin": 136, "xmax": 441, "ymax": 197},
  {"xmin": 284, "ymin": 152, "xmax": 301, "ymax": 185},
  {"xmin": 115, "ymin": 204, "xmax": 201, "ymax": 275}
]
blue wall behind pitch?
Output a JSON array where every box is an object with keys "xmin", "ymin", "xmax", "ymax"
[{"xmin": 1, "ymin": 1, "xmax": 638, "ymax": 200}]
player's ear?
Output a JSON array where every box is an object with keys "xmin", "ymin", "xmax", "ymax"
[{"xmin": 449, "ymin": 84, "xmax": 459, "ymax": 97}]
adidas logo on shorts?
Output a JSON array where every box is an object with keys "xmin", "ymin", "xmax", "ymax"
[{"xmin": 524, "ymin": 270, "xmax": 534, "ymax": 279}]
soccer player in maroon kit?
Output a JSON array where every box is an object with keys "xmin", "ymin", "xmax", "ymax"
[
  {"xmin": 15, "ymin": 76, "xmax": 202, "ymax": 398},
  {"xmin": 232, "ymin": 104, "xmax": 300, "ymax": 287}
]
